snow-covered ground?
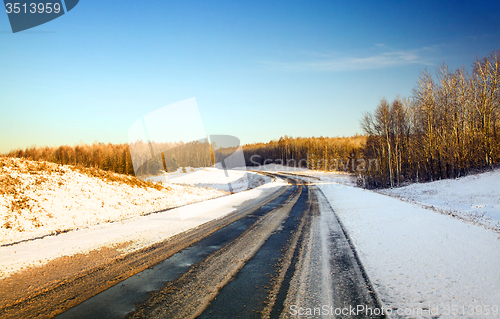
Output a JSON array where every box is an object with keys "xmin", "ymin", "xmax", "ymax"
[
  {"xmin": 4, "ymin": 158, "xmax": 498, "ymax": 317},
  {"xmin": 288, "ymin": 170, "xmax": 357, "ymax": 186},
  {"xmin": 248, "ymin": 164, "xmax": 357, "ymax": 186},
  {"xmin": 0, "ymin": 178, "xmax": 286, "ymax": 279},
  {"xmin": 379, "ymin": 169, "xmax": 500, "ymax": 232},
  {"xmin": 317, "ymin": 181, "xmax": 500, "ymax": 318},
  {"xmin": 166, "ymin": 167, "xmax": 271, "ymax": 193},
  {"xmin": 246, "ymin": 164, "xmax": 309, "ymax": 172},
  {"xmin": 0, "ymin": 157, "xmax": 228, "ymax": 246}
]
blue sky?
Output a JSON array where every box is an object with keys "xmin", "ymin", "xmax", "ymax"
[{"xmin": 1, "ymin": 0, "xmax": 500, "ymax": 152}]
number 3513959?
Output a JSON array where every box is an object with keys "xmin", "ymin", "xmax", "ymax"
[{"xmin": 5, "ymin": 3, "xmax": 62, "ymax": 14}]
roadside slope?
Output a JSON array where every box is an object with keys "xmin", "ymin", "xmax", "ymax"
[
  {"xmin": 0, "ymin": 157, "xmax": 225, "ymax": 247},
  {"xmin": 379, "ymin": 169, "xmax": 500, "ymax": 231},
  {"xmin": 319, "ymin": 182, "xmax": 500, "ymax": 317}
]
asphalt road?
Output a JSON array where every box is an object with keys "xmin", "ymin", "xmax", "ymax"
[{"xmin": 6, "ymin": 173, "xmax": 384, "ymax": 319}]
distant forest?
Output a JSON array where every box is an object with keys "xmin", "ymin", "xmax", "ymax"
[
  {"xmin": 2, "ymin": 141, "xmax": 214, "ymax": 177},
  {"xmin": 4, "ymin": 143, "xmax": 136, "ymax": 175},
  {"xmin": 242, "ymin": 135, "xmax": 366, "ymax": 171},
  {"xmin": 3, "ymin": 51, "xmax": 498, "ymax": 189},
  {"xmin": 2, "ymin": 135, "xmax": 365, "ymax": 176}
]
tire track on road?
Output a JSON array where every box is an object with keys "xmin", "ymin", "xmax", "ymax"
[{"xmin": 126, "ymin": 181, "xmax": 303, "ymax": 319}]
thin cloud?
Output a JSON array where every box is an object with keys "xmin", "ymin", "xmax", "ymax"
[{"xmin": 266, "ymin": 47, "xmax": 436, "ymax": 72}]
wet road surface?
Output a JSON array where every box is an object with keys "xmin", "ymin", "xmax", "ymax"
[{"xmin": 57, "ymin": 174, "xmax": 384, "ymax": 319}]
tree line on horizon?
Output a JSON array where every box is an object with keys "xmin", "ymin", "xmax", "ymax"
[
  {"xmin": 2, "ymin": 140, "xmax": 214, "ymax": 177},
  {"xmin": 3, "ymin": 143, "xmax": 136, "ymax": 175},
  {"xmin": 242, "ymin": 135, "xmax": 366, "ymax": 172},
  {"xmin": 359, "ymin": 51, "xmax": 500, "ymax": 188},
  {"xmin": 3, "ymin": 51, "xmax": 498, "ymax": 189},
  {"xmin": 2, "ymin": 135, "xmax": 367, "ymax": 176}
]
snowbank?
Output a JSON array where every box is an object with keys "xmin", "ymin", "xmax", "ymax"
[
  {"xmin": 0, "ymin": 177, "xmax": 286, "ymax": 279},
  {"xmin": 0, "ymin": 157, "xmax": 225, "ymax": 246},
  {"xmin": 246, "ymin": 164, "xmax": 310, "ymax": 172},
  {"xmin": 166, "ymin": 167, "xmax": 271, "ymax": 193},
  {"xmin": 379, "ymin": 169, "xmax": 500, "ymax": 231},
  {"xmin": 248, "ymin": 164, "xmax": 357, "ymax": 186},
  {"xmin": 289, "ymin": 170, "xmax": 357, "ymax": 186},
  {"xmin": 318, "ymin": 181, "xmax": 500, "ymax": 318}
]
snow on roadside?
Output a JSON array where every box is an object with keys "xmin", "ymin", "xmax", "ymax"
[
  {"xmin": 290, "ymin": 170, "xmax": 357, "ymax": 186},
  {"xmin": 166, "ymin": 167, "xmax": 272, "ymax": 193},
  {"xmin": 379, "ymin": 169, "xmax": 500, "ymax": 232},
  {"xmin": 248, "ymin": 164, "xmax": 357, "ymax": 186},
  {"xmin": 318, "ymin": 181, "xmax": 500, "ymax": 318},
  {"xmin": 246, "ymin": 164, "xmax": 309, "ymax": 172},
  {"xmin": 0, "ymin": 178, "xmax": 286, "ymax": 279},
  {"xmin": 0, "ymin": 157, "xmax": 225, "ymax": 246}
]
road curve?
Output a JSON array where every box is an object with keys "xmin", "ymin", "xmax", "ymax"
[
  {"xmin": 3, "ymin": 173, "xmax": 385, "ymax": 319},
  {"xmin": 0, "ymin": 175, "xmax": 287, "ymax": 319}
]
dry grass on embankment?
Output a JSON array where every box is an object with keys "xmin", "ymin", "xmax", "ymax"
[{"xmin": 0, "ymin": 157, "xmax": 226, "ymax": 246}]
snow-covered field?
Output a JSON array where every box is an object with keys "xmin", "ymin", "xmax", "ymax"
[
  {"xmin": 0, "ymin": 158, "xmax": 280, "ymax": 279},
  {"xmin": 379, "ymin": 169, "xmax": 500, "ymax": 232},
  {"xmin": 0, "ymin": 158, "xmax": 229, "ymax": 246},
  {"xmin": 288, "ymin": 170, "xmax": 357, "ymax": 186},
  {"xmin": 166, "ymin": 167, "xmax": 271, "ymax": 193},
  {"xmin": 248, "ymin": 164, "xmax": 357, "ymax": 186},
  {"xmin": 0, "ymin": 178, "xmax": 286, "ymax": 279},
  {"xmin": 0, "ymin": 158, "xmax": 274, "ymax": 247},
  {"xmin": 247, "ymin": 164, "xmax": 309, "ymax": 172},
  {"xmin": 317, "ymin": 181, "xmax": 500, "ymax": 318},
  {"xmin": 4, "ymin": 157, "xmax": 498, "ymax": 317}
]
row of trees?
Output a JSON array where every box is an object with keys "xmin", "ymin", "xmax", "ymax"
[
  {"xmin": 243, "ymin": 135, "xmax": 366, "ymax": 172},
  {"xmin": 5, "ymin": 143, "xmax": 136, "ymax": 175},
  {"xmin": 129, "ymin": 140, "xmax": 213, "ymax": 177},
  {"xmin": 360, "ymin": 51, "xmax": 500, "ymax": 188},
  {"xmin": 7, "ymin": 52, "xmax": 497, "ymax": 188},
  {"xmin": 4, "ymin": 135, "xmax": 367, "ymax": 178},
  {"xmin": 3, "ymin": 140, "xmax": 215, "ymax": 177}
]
